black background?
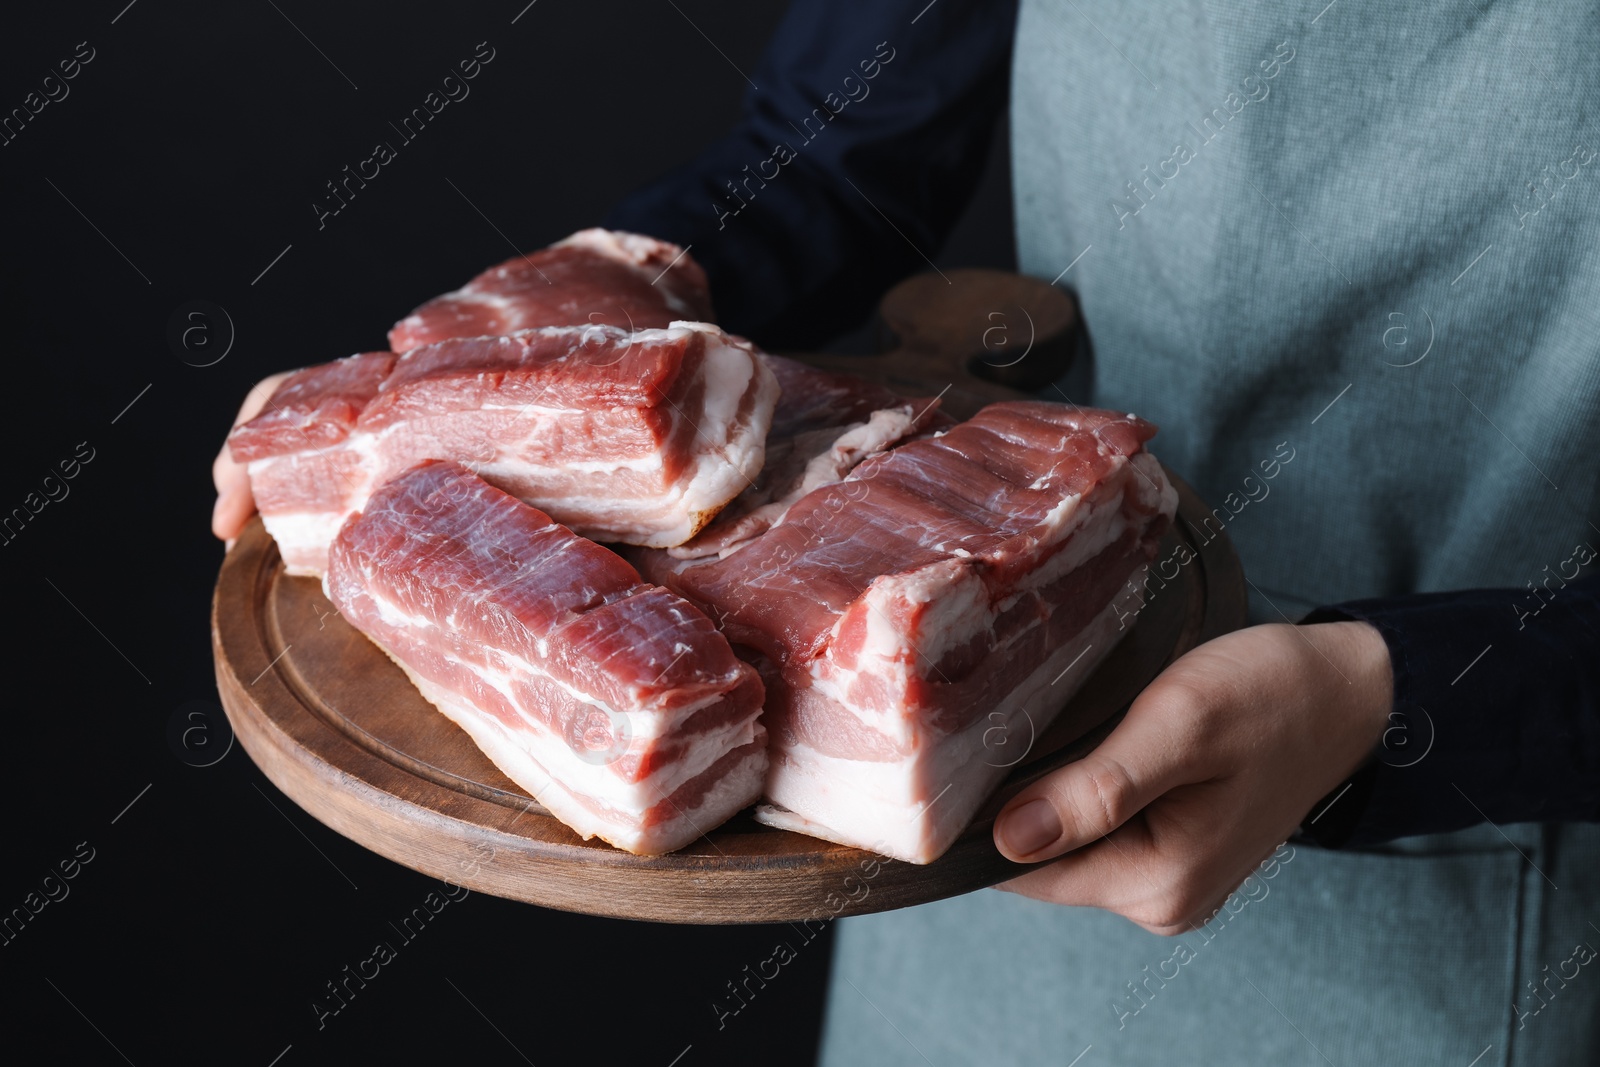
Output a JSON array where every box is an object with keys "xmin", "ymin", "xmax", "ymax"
[{"xmin": 1, "ymin": 3, "xmax": 1012, "ymax": 1064}]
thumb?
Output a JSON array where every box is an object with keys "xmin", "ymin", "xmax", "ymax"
[{"xmin": 993, "ymin": 697, "xmax": 1192, "ymax": 863}]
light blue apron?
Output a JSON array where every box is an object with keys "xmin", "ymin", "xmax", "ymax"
[{"xmin": 821, "ymin": 1, "xmax": 1600, "ymax": 1063}]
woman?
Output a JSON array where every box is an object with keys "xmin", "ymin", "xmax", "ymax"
[{"xmin": 216, "ymin": 2, "xmax": 1600, "ymax": 1062}]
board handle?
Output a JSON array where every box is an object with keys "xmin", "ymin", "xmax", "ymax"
[{"xmin": 795, "ymin": 268, "xmax": 1080, "ymax": 416}]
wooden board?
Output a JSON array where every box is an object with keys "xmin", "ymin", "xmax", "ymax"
[{"xmin": 212, "ymin": 270, "xmax": 1248, "ymax": 924}]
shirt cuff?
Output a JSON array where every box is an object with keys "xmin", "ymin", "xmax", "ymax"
[{"xmin": 1294, "ymin": 578, "xmax": 1600, "ymax": 848}]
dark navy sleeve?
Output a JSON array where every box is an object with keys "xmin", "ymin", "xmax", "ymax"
[
  {"xmin": 602, "ymin": 0, "xmax": 1016, "ymax": 350},
  {"xmin": 1298, "ymin": 571, "xmax": 1600, "ymax": 846}
]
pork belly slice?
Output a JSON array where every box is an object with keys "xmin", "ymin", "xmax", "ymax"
[
  {"xmin": 230, "ymin": 321, "xmax": 779, "ymax": 575},
  {"xmin": 326, "ymin": 460, "xmax": 767, "ymax": 856},
  {"xmin": 637, "ymin": 402, "xmax": 1178, "ymax": 863},
  {"xmin": 389, "ymin": 229, "xmax": 713, "ymax": 352}
]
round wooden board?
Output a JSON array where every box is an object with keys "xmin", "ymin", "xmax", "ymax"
[{"xmin": 212, "ymin": 469, "xmax": 1245, "ymax": 924}]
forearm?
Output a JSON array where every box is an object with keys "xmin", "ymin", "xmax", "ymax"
[{"xmin": 603, "ymin": 0, "xmax": 1016, "ymax": 349}]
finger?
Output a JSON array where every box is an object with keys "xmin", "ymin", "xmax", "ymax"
[
  {"xmin": 211, "ymin": 439, "xmax": 255, "ymax": 539},
  {"xmin": 1000, "ymin": 831, "xmax": 1288, "ymax": 937},
  {"xmin": 212, "ymin": 485, "xmax": 257, "ymax": 542},
  {"xmin": 212, "ymin": 372, "xmax": 291, "ymax": 541},
  {"xmin": 997, "ymin": 818, "xmax": 1206, "ymax": 935},
  {"xmin": 998, "ymin": 857, "xmax": 1203, "ymax": 934},
  {"xmin": 995, "ymin": 788, "xmax": 1229, "ymax": 934},
  {"xmin": 993, "ymin": 691, "xmax": 1200, "ymax": 864}
]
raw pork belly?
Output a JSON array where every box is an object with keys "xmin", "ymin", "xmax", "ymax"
[
  {"xmin": 638, "ymin": 402, "xmax": 1178, "ymax": 863},
  {"xmin": 326, "ymin": 460, "xmax": 767, "ymax": 856},
  {"xmin": 389, "ymin": 229, "xmax": 713, "ymax": 352},
  {"xmin": 229, "ymin": 322, "xmax": 779, "ymax": 574}
]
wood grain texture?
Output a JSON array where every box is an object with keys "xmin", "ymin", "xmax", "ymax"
[
  {"xmin": 793, "ymin": 268, "xmax": 1081, "ymax": 418},
  {"xmin": 211, "ymin": 270, "xmax": 1248, "ymax": 924}
]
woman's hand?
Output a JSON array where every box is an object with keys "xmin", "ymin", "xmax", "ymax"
[
  {"xmin": 993, "ymin": 620, "xmax": 1392, "ymax": 934},
  {"xmin": 211, "ymin": 372, "xmax": 290, "ymax": 545}
]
